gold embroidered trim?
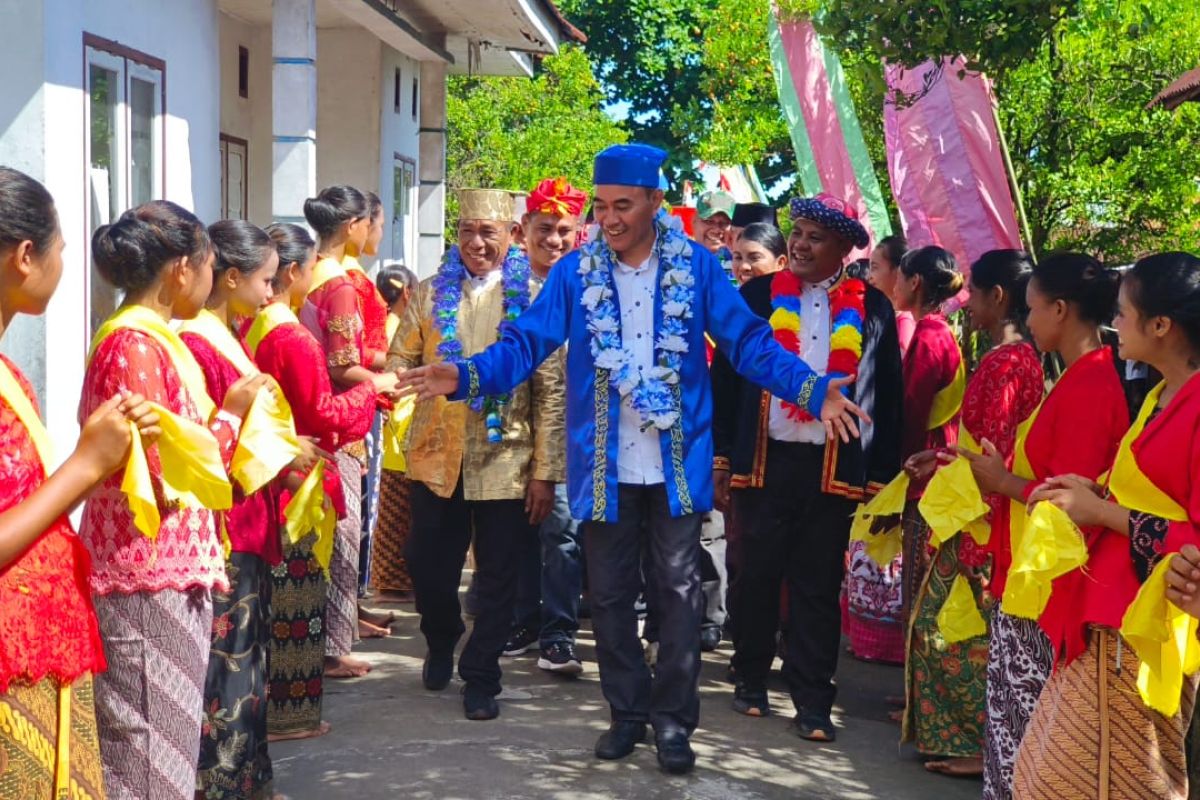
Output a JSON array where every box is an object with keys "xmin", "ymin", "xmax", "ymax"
[
  {"xmin": 669, "ymin": 386, "xmax": 692, "ymax": 514},
  {"xmin": 326, "ymin": 346, "xmax": 360, "ymax": 367},
  {"xmin": 796, "ymin": 374, "xmax": 818, "ymax": 413},
  {"xmin": 466, "ymin": 361, "xmax": 481, "ymax": 402},
  {"xmin": 592, "ymin": 369, "xmax": 609, "ymax": 520}
]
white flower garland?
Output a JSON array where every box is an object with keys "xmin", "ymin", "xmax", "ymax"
[{"xmin": 578, "ymin": 220, "xmax": 694, "ymax": 430}]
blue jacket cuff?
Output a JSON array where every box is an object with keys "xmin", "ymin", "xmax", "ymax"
[
  {"xmin": 449, "ymin": 361, "xmax": 473, "ymax": 402},
  {"xmin": 802, "ymin": 374, "xmax": 835, "ymax": 419}
]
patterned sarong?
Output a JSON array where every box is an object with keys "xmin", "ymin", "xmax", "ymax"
[
  {"xmin": 371, "ymin": 470, "xmax": 414, "ymax": 593},
  {"xmin": 0, "ymin": 675, "xmax": 106, "ymax": 800},
  {"xmin": 325, "ymin": 449, "xmax": 362, "ymax": 657},
  {"xmin": 268, "ymin": 534, "xmax": 329, "ymax": 737}
]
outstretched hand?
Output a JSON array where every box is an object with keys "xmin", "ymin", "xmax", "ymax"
[
  {"xmin": 397, "ymin": 363, "xmax": 461, "ymax": 401},
  {"xmin": 821, "ymin": 375, "xmax": 870, "ymax": 443}
]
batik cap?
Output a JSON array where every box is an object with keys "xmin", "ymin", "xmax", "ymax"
[
  {"xmin": 788, "ymin": 193, "xmax": 869, "ymax": 249},
  {"xmin": 697, "ymin": 190, "xmax": 736, "ymax": 220},
  {"xmin": 732, "ymin": 202, "xmax": 778, "ymax": 229},
  {"xmin": 593, "ymin": 143, "xmax": 668, "ymax": 188},
  {"xmin": 457, "ymin": 188, "xmax": 515, "ymax": 222}
]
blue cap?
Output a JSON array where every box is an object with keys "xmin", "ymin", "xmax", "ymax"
[{"xmin": 593, "ymin": 143, "xmax": 668, "ymax": 188}]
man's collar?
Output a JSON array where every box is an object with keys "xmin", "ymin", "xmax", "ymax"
[
  {"xmin": 806, "ymin": 266, "xmax": 843, "ymax": 291},
  {"xmin": 615, "ymin": 232, "xmax": 659, "ymax": 274}
]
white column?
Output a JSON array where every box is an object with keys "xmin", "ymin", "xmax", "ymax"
[
  {"xmin": 416, "ymin": 59, "xmax": 446, "ymax": 277},
  {"xmin": 272, "ymin": 0, "xmax": 317, "ymax": 225}
]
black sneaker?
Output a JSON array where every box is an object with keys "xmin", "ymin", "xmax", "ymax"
[
  {"xmin": 537, "ymin": 641, "xmax": 583, "ymax": 675},
  {"xmin": 502, "ymin": 626, "xmax": 538, "ymax": 657}
]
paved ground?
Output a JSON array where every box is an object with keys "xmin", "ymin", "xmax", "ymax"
[{"xmin": 274, "ymin": 588, "xmax": 982, "ymax": 800}]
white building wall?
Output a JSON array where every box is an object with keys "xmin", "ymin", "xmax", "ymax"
[
  {"xmin": 377, "ymin": 45, "xmax": 421, "ymax": 270},
  {"xmin": 316, "ymin": 28, "xmax": 381, "ymax": 211},
  {"xmin": 0, "ymin": 0, "xmax": 222, "ymax": 457},
  {"xmin": 218, "ymin": 12, "xmax": 274, "ymax": 226}
]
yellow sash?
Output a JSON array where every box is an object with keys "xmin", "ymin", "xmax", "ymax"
[
  {"xmin": 342, "ymin": 254, "xmax": 366, "ymax": 275},
  {"xmin": 178, "ymin": 310, "xmax": 302, "ymax": 495},
  {"xmin": 927, "ymin": 358, "xmax": 966, "ymax": 431},
  {"xmin": 1003, "ymin": 501, "xmax": 1089, "ymax": 619},
  {"xmin": 381, "ymin": 395, "xmax": 415, "ymax": 473},
  {"xmin": 918, "ymin": 425, "xmax": 990, "ymax": 547},
  {"xmin": 0, "ymin": 358, "xmax": 53, "ymax": 476},
  {"xmin": 937, "ymin": 572, "xmax": 988, "ymax": 643},
  {"xmin": 307, "ymin": 257, "xmax": 347, "ymax": 297},
  {"xmin": 849, "ymin": 471, "xmax": 909, "ymax": 566},
  {"xmin": 90, "ymin": 305, "xmax": 216, "ymax": 420},
  {"xmin": 245, "ymin": 302, "xmax": 300, "ymax": 357},
  {"xmin": 89, "ymin": 306, "xmax": 232, "ymax": 538},
  {"xmin": 385, "ymin": 312, "xmax": 400, "ymax": 347},
  {"xmin": 282, "ymin": 460, "xmax": 336, "ymax": 573},
  {"xmin": 1111, "ymin": 382, "xmax": 1196, "ymax": 715}
]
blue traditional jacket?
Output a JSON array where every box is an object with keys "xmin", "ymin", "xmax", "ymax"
[{"xmin": 452, "ymin": 239, "xmax": 831, "ymax": 522}]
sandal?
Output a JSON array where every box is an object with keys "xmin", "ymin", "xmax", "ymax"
[{"xmin": 793, "ymin": 713, "xmax": 836, "ymax": 742}]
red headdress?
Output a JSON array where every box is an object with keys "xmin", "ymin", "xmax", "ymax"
[{"xmin": 526, "ymin": 177, "xmax": 588, "ymax": 219}]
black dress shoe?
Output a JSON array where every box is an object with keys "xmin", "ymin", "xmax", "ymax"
[
  {"xmin": 422, "ymin": 649, "xmax": 454, "ymax": 691},
  {"xmin": 700, "ymin": 625, "xmax": 722, "ymax": 652},
  {"xmin": 655, "ymin": 731, "xmax": 696, "ymax": 774},
  {"xmin": 594, "ymin": 721, "xmax": 646, "ymax": 760},
  {"xmin": 462, "ymin": 685, "xmax": 499, "ymax": 720}
]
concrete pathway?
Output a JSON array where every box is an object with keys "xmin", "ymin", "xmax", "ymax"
[{"xmin": 273, "ymin": 594, "xmax": 983, "ymax": 800}]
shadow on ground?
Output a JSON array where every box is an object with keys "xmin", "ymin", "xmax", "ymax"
[{"xmin": 273, "ymin": 584, "xmax": 981, "ymax": 800}]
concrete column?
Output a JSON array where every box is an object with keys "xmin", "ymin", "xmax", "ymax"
[
  {"xmin": 416, "ymin": 59, "xmax": 446, "ymax": 277},
  {"xmin": 272, "ymin": 0, "xmax": 317, "ymax": 225}
]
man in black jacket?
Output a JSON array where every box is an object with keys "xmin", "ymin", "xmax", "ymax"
[{"xmin": 711, "ymin": 193, "xmax": 903, "ymax": 742}]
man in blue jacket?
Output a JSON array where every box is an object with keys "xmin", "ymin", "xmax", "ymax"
[{"xmin": 399, "ymin": 143, "xmax": 866, "ymax": 774}]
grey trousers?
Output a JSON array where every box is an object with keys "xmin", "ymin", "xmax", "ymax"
[{"xmin": 584, "ymin": 483, "xmax": 703, "ymax": 736}]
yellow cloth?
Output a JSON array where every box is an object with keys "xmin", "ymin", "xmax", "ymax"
[
  {"xmin": 937, "ymin": 572, "xmax": 988, "ymax": 643},
  {"xmin": 919, "ymin": 454, "xmax": 989, "ymax": 547},
  {"xmin": 381, "ymin": 395, "xmax": 415, "ymax": 473},
  {"xmin": 244, "ymin": 302, "xmax": 300, "ymax": 357},
  {"xmin": 1121, "ymin": 557, "xmax": 1200, "ymax": 716},
  {"xmin": 1109, "ymin": 383, "xmax": 1184, "ymax": 520},
  {"xmin": 849, "ymin": 472, "xmax": 909, "ymax": 566},
  {"xmin": 385, "ymin": 312, "xmax": 401, "ymax": 347},
  {"xmin": 927, "ymin": 358, "xmax": 966, "ymax": 431},
  {"xmin": 0, "ymin": 357, "xmax": 53, "ymax": 475},
  {"xmin": 282, "ymin": 460, "xmax": 336, "ymax": 574},
  {"xmin": 1003, "ymin": 501, "xmax": 1089, "ymax": 619},
  {"xmin": 178, "ymin": 309, "xmax": 303, "ymax": 495},
  {"xmin": 342, "ymin": 253, "xmax": 365, "ymax": 274},
  {"xmin": 90, "ymin": 305, "xmax": 216, "ymax": 420},
  {"xmin": 54, "ymin": 683, "xmax": 70, "ymax": 799},
  {"xmin": 307, "ymin": 256, "xmax": 347, "ymax": 297},
  {"xmin": 1111, "ymin": 382, "xmax": 1194, "ymax": 713},
  {"xmin": 120, "ymin": 402, "xmax": 233, "ymax": 539}
]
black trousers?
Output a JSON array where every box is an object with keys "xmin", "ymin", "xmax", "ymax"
[
  {"xmin": 730, "ymin": 440, "xmax": 854, "ymax": 717},
  {"xmin": 405, "ymin": 478, "xmax": 534, "ymax": 696},
  {"xmin": 584, "ymin": 484, "xmax": 703, "ymax": 736}
]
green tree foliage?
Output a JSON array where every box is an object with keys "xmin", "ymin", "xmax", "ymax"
[
  {"xmin": 555, "ymin": 0, "xmax": 713, "ymax": 182},
  {"xmin": 445, "ymin": 45, "xmax": 626, "ymax": 233}
]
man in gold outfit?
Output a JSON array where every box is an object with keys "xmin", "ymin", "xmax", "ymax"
[{"xmin": 389, "ymin": 188, "xmax": 565, "ymax": 720}]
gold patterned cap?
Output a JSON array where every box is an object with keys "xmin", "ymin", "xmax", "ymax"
[{"xmin": 457, "ymin": 188, "xmax": 515, "ymax": 223}]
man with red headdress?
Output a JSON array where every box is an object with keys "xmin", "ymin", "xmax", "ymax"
[{"xmin": 503, "ymin": 178, "xmax": 592, "ymax": 675}]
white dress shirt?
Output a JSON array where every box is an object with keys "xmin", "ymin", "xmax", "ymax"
[
  {"xmin": 466, "ymin": 267, "xmax": 502, "ymax": 297},
  {"xmin": 767, "ymin": 269, "xmax": 841, "ymax": 445},
  {"xmin": 611, "ymin": 252, "xmax": 665, "ymax": 485}
]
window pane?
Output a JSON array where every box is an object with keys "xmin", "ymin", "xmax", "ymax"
[
  {"xmin": 89, "ymin": 64, "xmax": 120, "ymax": 224},
  {"xmin": 129, "ymin": 77, "xmax": 156, "ymax": 206}
]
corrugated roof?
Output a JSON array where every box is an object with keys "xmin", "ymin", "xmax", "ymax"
[{"xmin": 1148, "ymin": 65, "xmax": 1200, "ymax": 111}]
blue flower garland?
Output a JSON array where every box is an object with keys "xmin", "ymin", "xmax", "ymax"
[
  {"xmin": 577, "ymin": 217, "xmax": 695, "ymax": 431},
  {"xmin": 432, "ymin": 245, "xmax": 532, "ymax": 443}
]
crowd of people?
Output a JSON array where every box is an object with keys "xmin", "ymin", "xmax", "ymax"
[{"xmin": 2, "ymin": 138, "xmax": 1200, "ymax": 800}]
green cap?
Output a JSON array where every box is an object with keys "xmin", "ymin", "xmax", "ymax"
[{"xmin": 696, "ymin": 190, "xmax": 736, "ymax": 220}]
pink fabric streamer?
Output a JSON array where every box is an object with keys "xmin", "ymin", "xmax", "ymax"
[{"xmin": 884, "ymin": 60, "xmax": 1022, "ymax": 283}]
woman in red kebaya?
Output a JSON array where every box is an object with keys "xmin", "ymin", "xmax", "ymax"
[
  {"xmin": 1014, "ymin": 252, "xmax": 1200, "ymax": 799},
  {"xmin": 959, "ymin": 252, "xmax": 1126, "ymax": 799},
  {"xmin": 251, "ymin": 223, "xmax": 399, "ymax": 738},
  {"xmin": 0, "ymin": 166, "xmax": 157, "ymax": 800}
]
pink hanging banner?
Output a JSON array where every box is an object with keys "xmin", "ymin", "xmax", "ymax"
[{"xmin": 884, "ymin": 59, "xmax": 1022, "ymax": 274}]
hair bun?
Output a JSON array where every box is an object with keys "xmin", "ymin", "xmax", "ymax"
[{"xmin": 949, "ymin": 271, "xmax": 965, "ymax": 293}]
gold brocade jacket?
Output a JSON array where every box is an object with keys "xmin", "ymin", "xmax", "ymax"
[{"xmin": 388, "ymin": 272, "xmax": 566, "ymax": 501}]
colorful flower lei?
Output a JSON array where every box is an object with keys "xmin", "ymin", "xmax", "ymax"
[
  {"xmin": 432, "ymin": 244, "xmax": 531, "ymax": 443},
  {"xmin": 578, "ymin": 217, "xmax": 695, "ymax": 431},
  {"xmin": 768, "ymin": 269, "xmax": 865, "ymax": 422}
]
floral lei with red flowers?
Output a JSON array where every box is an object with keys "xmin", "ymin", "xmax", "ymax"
[{"xmin": 768, "ymin": 270, "xmax": 867, "ymax": 421}]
